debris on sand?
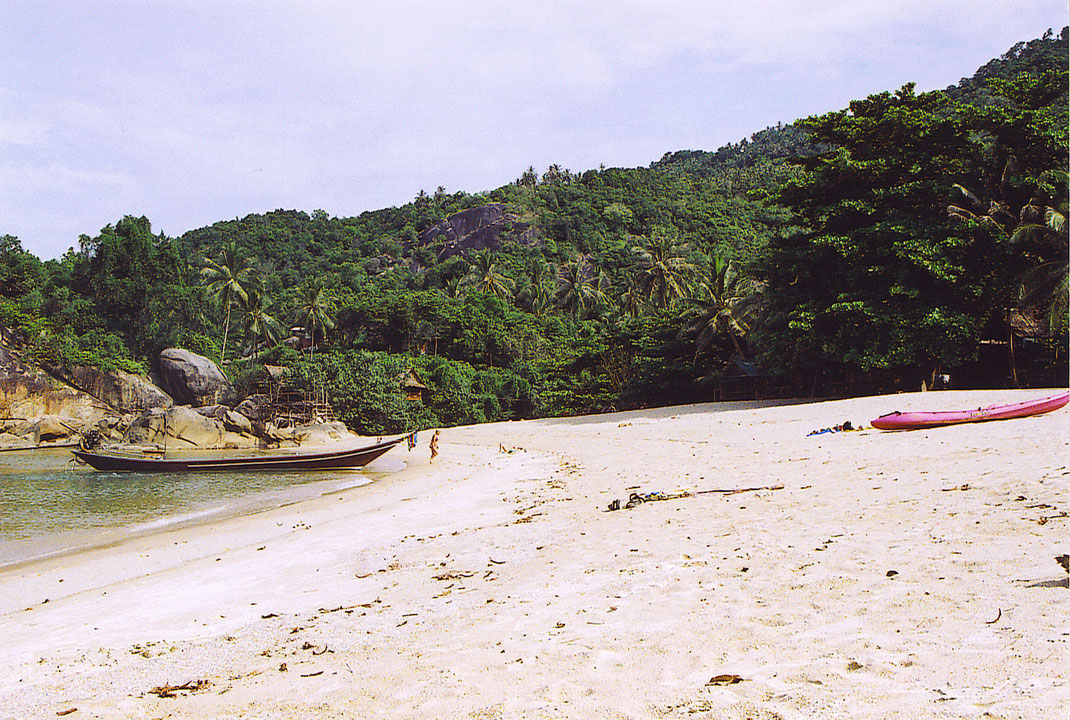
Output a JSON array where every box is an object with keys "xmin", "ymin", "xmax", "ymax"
[
  {"xmin": 607, "ymin": 484, "xmax": 784, "ymax": 511},
  {"xmin": 146, "ymin": 679, "xmax": 211, "ymax": 698}
]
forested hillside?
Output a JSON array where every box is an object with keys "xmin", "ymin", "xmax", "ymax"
[{"xmin": 2, "ymin": 29, "xmax": 1066, "ymax": 434}]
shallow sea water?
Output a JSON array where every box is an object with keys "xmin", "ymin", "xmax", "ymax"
[{"xmin": 0, "ymin": 447, "xmax": 406, "ymax": 567}]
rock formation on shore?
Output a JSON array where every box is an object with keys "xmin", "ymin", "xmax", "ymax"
[{"xmin": 0, "ymin": 346, "xmax": 349, "ymax": 451}]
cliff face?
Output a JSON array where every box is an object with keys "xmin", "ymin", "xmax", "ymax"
[
  {"xmin": 0, "ymin": 349, "xmax": 112, "ymax": 446},
  {"xmin": 414, "ymin": 203, "xmax": 538, "ymax": 262}
]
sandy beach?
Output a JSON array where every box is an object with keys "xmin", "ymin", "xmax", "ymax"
[{"xmin": 0, "ymin": 389, "xmax": 1066, "ymax": 719}]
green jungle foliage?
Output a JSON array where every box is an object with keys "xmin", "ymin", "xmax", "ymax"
[{"xmin": 1, "ymin": 29, "xmax": 1066, "ymax": 433}]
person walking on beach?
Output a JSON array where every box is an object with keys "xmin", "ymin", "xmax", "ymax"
[{"xmin": 429, "ymin": 430, "xmax": 440, "ymax": 463}]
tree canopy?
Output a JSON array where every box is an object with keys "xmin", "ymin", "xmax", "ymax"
[{"xmin": 2, "ymin": 28, "xmax": 1066, "ymax": 431}]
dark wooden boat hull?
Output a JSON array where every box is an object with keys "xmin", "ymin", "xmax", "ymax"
[{"xmin": 72, "ymin": 434, "xmax": 410, "ymax": 472}]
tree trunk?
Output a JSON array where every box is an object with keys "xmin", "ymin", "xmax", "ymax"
[
  {"xmin": 221, "ymin": 305, "xmax": 231, "ymax": 365},
  {"xmin": 1009, "ymin": 327, "xmax": 1019, "ymax": 388}
]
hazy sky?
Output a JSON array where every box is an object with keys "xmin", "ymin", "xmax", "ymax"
[{"xmin": 1, "ymin": 1, "xmax": 1065, "ymax": 260}]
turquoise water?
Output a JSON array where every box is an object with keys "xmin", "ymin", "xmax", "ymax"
[{"xmin": 0, "ymin": 447, "xmax": 405, "ymax": 567}]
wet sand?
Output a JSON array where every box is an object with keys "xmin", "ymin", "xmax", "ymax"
[{"xmin": 1, "ymin": 390, "xmax": 1066, "ymax": 719}]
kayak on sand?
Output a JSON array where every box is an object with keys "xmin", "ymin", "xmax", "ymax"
[{"xmin": 871, "ymin": 391, "xmax": 1070, "ymax": 431}]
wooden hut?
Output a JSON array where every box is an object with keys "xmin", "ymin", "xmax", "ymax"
[{"xmin": 400, "ymin": 369, "xmax": 429, "ymax": 404}]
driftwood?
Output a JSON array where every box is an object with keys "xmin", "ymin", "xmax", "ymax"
[
  {"xmin": 147, "ymin": 679, "xmax": 211, "ymax": 698},
  {"xmin": 607, "ymin": 484, "xmax": 785, "ymax": 511},
  {"xmin": 318, "ymin": 598, "xmax": 381, "ymax": 614},
  {"xmin": 694, "ymin": 484, "xmax": 785, "ymax": 496},
  {"xmin": 433, "ymin": 571, "xmax": 475, "ymax": 581}
]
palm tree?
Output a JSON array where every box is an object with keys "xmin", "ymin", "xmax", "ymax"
[
  {"xmin": 556, "ymin": 259, "xmax": 609, "ymax": 319},
  {"xmin": 462, "ymin": 250, "xmax": 514, "ymax": 300},
  {"xmin": 630, "ymin": 229, "xmax": 695, "ymax": 310},
  {"xmin": 949, "ymin": 169, "xmax": 1068, "ymax": 340},
  {"xmin": 201, "ymin": 241, "xmax": 252, "ymax": 364},
  {"xmin": 239, "ymin": 286, "xmax": 282, "ymax": 357},
  {"xmin": 681, "ymin": 252, "xmax": 760, "ymax": 364},
  {"xmin": 440, "ymin": 275, "xmax": 464, "ymax": 299},
  {"xmin": 587, "ymin": 269, "xmax": 613, "ymax": 311},
  {"xmin": 517, "ymin": 259, "xmax": 554, "ymax": 315},
  {"xmin": 296, "ymin": 282, "xmax": 335, "ymax": 357}
]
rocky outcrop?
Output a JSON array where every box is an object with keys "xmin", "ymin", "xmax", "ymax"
[
  {"xmin": 156, "ymin": 349, "xmax": 234, "ymax": 407},
  {"xmin": 415, "ymin": 204, "xmax": 537, "ymax": 262},
  {"xmin": 32, "ymin": 415, "xmax": 78, "ymax": 442},
  {"xmin": 234, "ymin": 394, "xmax": 271, "ymax": 421},
  {"xmin": 1, "ymin": 352, "xmax": 112, "ymax": 447},
  {"xmin": 116, "ymin": 407, "xmax": 350, "ymax": 451},
  {"xmin": 0, "ymin": 343, "xmax": 359, "ymax": 451},
  {"xmin": 289, "ymin": 420, "xmax": 352, "ymax": 446},
  {"xmin": 194, "ymin": 404, "xmax": 228, "ymax": 421},
  {"xmin": 64, "ymin": 366, "xmax": 172, "ymax": 413},
  {"xmin": 223, "ymin": 409, "xmax": 254, "ymax": 436},
  {"xmin": 258, "ymin": 420, "xmax": 355, "ymax": 448},
  {"xmin": 125, "ymin": 406, "xmax": 259, "ymax": 450}
]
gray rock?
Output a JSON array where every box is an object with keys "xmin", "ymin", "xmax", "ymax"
[
  {"xmin": 166, "ymin": 406, "xmax": 224, "ymax": 447},
  {"xmin": 0, "ymin": 419, "xmax": 31, "ymax": 437},
  {"xmin": 65, "ymin": 366, "xmax": 172, "ymax": 413},
  {"xmin": 0, "ymin": 432, "xmax": 32, "ymax": 450},
  {"xmin": 124, "ymin": 406, "xmax": 259, "ymax": 450},
  {"xmin": 157, "ymin": 349, "xmax": 234, "ymax": 407},
  {"xmin": 414, "ymin": 203, "xmax": 536, "ymax": 262},
  {"xmin": 290, "ymin": 421, "xmax": 353, "ymax": 446},
  {"xmin": 32, "ymin": 415, "xmax": 77, "ymax": 442},
  {"xmin": 195, "ymin": 404, "xmax": 229, "ymax": 420},
  {"xmin": 223, "ymin": 410, "xmax": 254, "ymax": 436},
  {"xmin": 235, "ymin": 394, "xmax": 270, "ymax": 421}
]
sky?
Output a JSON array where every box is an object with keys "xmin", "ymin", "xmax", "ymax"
[{"xmin": 1, "ymin": 1, "xmax": 1066, "ymax": 260}]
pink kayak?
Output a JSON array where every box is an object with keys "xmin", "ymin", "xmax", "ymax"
[{"xmin": 871, "ymin": 391, "xmax": 1070, "ymax": 430}]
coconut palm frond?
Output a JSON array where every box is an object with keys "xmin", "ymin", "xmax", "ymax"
[
  {"xmin": 1009, "ymin": 222, "xmax": 1052, "ymax": 246},
  {"xmin": 1045, "ymin": 207, "xmax": 1066, "ymax": 234},
  {"xmin": 947, "ymin": 205, "xmax": 979, "ymax": 222},
  {"xmin": 462, "ymin": 250, "xmax": 514, "ymax": 300},
  {"xmin": 951, "ymin": 183, "xmax": 981, "ymax": 206}
]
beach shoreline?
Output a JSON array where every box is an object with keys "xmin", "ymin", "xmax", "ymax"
[{"xmin": 1, "ymin": 390, "xmax": 1066, "ymax": 719}]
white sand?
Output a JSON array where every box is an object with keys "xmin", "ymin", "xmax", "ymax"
[{"xmin": 0, "ymin": 390, "xmax": 1066, "ymax": 719}]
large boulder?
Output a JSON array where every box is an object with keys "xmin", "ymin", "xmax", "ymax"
[
  {"xmin": 156, "ymin": 349, "xmax": 234, "ymax": 407},
  {"xmin": 414, "ymin": 203, "xmax": 537, "ymax": 262},
  {"xmin": 126, "ymin": 406, "xmax": 258, "ymax": 450},
  {"xmin": 223, "ymin": 410, "xmax": 254, "ymax": 436},
  {"xmin": 194, "ymin": 404, "xmax": 228, "ymax": 421},
  {"xmin": 32, "ymin": 415, "xmax": 76, "ymax": 442},
  {"xmin": 65, "ymin": 366, "xmax": 172, "ymax": 413},
  {"xmin": 234, "ymin": 394, "xmax": 271, "ymax": 422},
  {"xmin": 289, "ymin": 421, "xmax": 353, "ymax": 446},
  {"xmin": 260, "ymin": 420, "xmax": 354, "ymax": 448},
  {"xmin": 0, "ymin": 432, "xmax": 31, "ymax": 450}
]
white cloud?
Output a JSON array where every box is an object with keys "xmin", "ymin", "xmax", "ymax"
[{"xmin": 0, "ymin": 119, "xmax": 49, "ymax": 147}]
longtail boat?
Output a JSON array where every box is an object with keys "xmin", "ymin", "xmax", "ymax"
[
  {"xmin": 72, "ymin": 433, "xmax": 413, "ymax": 472},
  {"xmin": 871, "ymin": 391, "xmax": 1069, "ymax": 431}
]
